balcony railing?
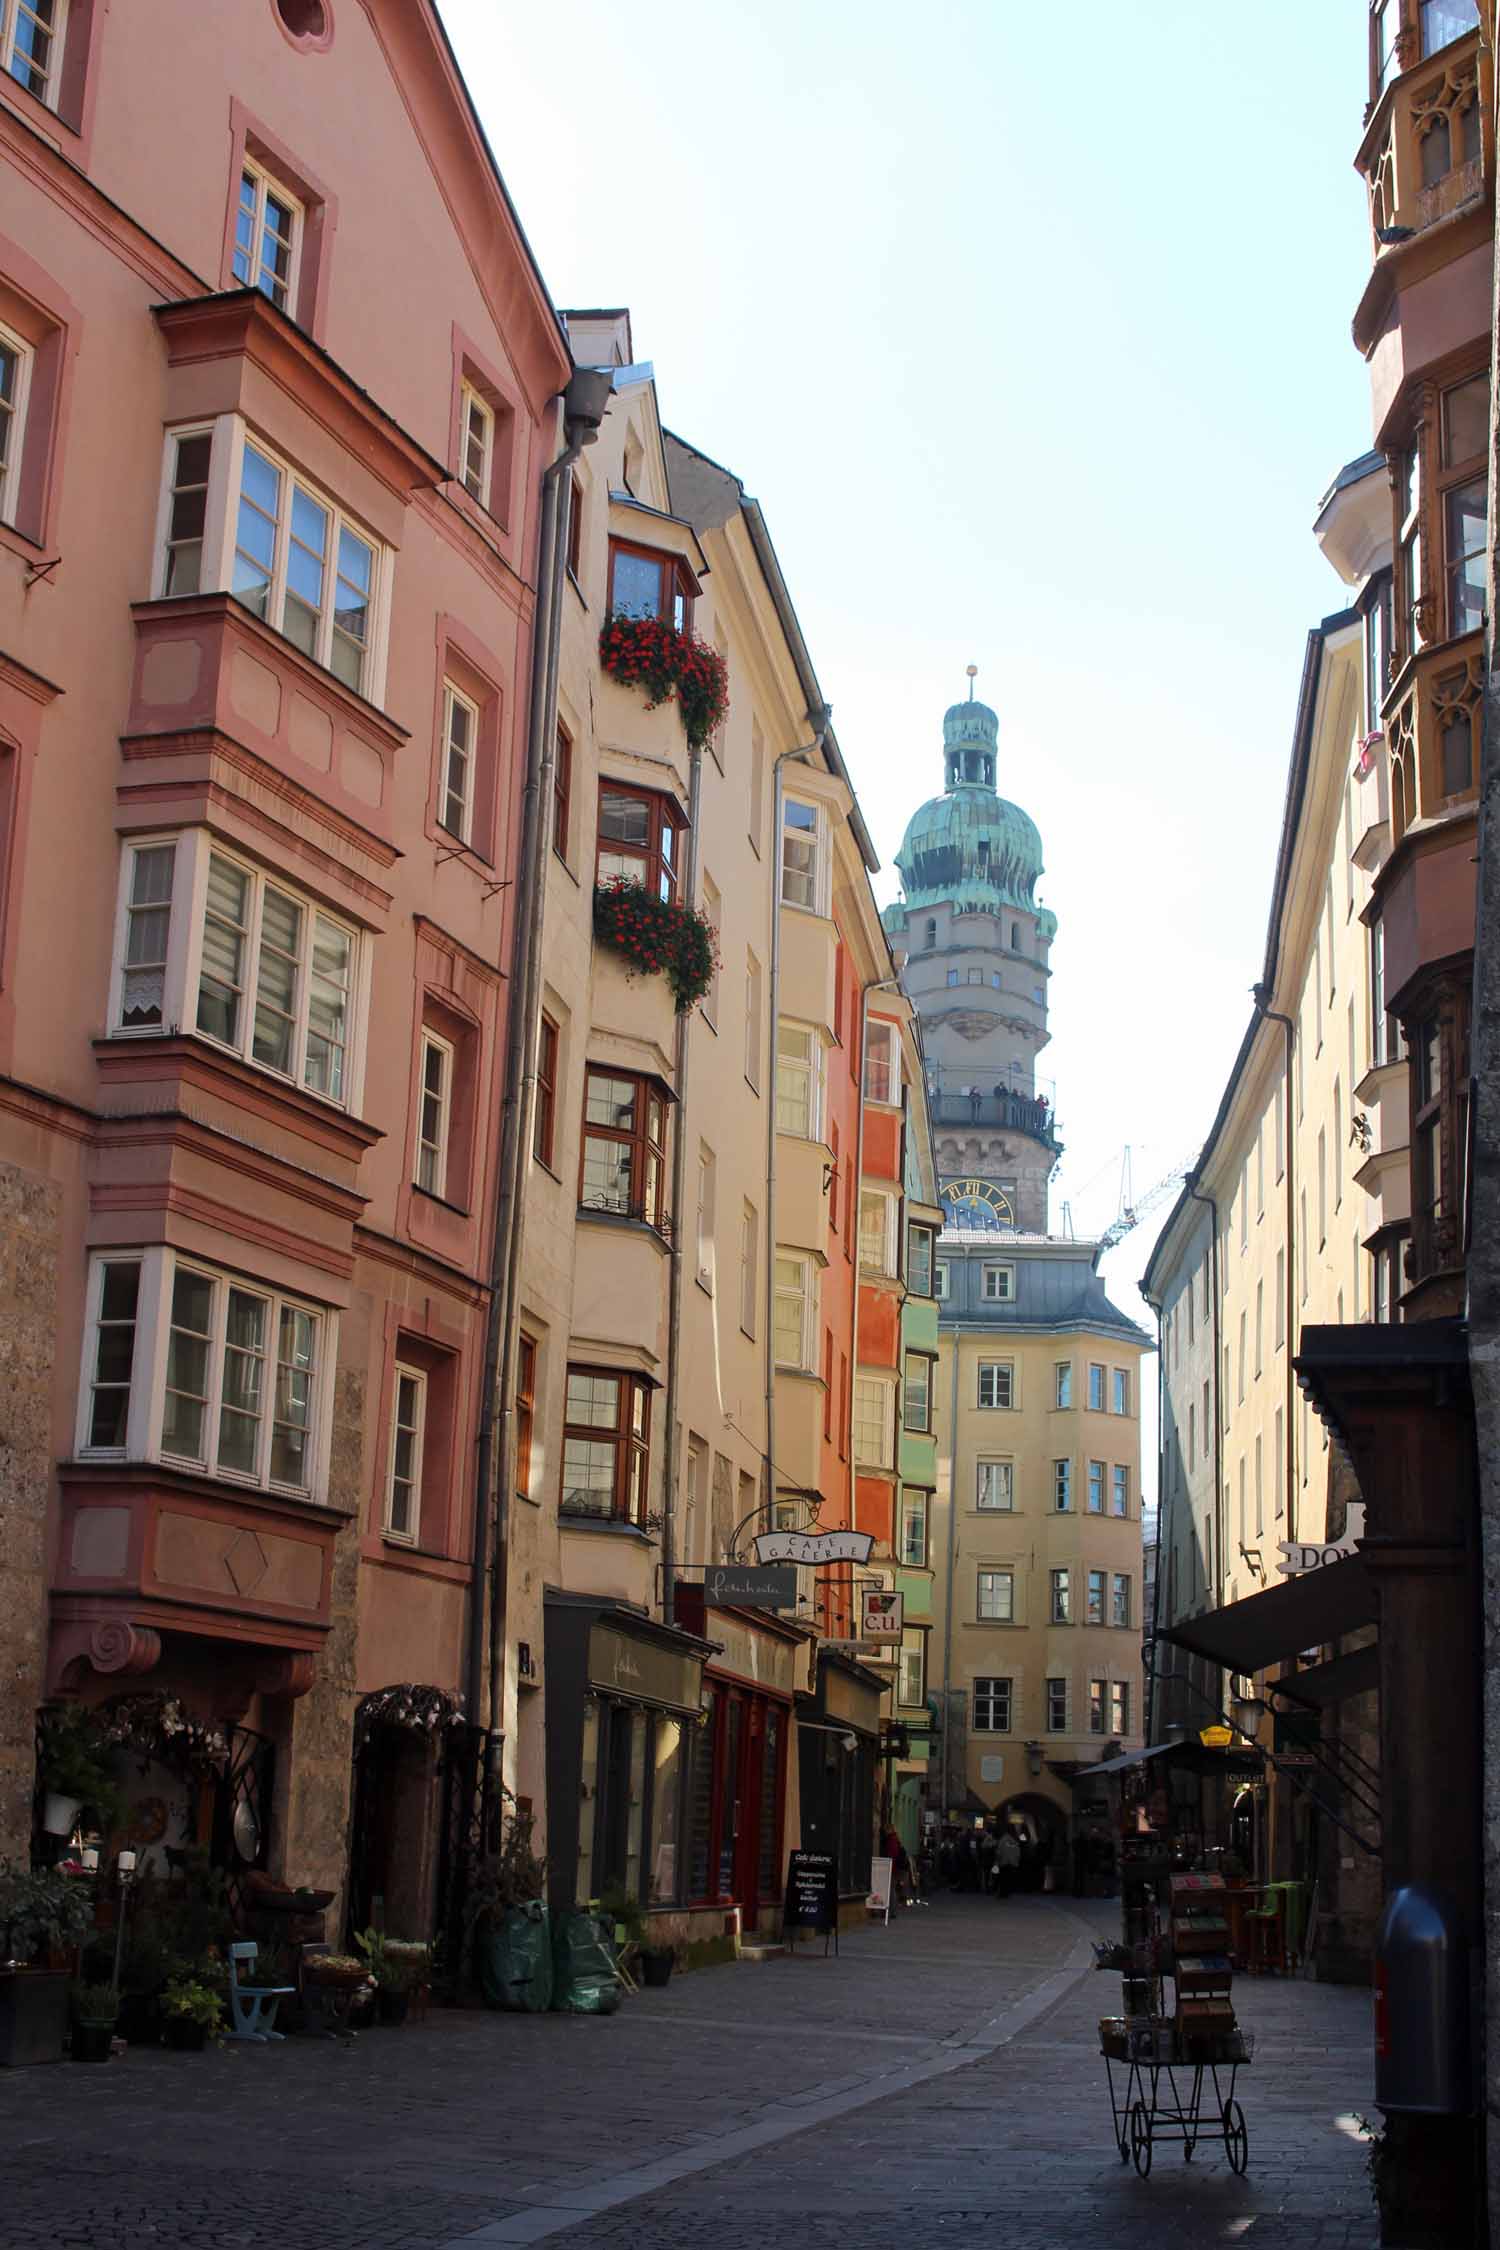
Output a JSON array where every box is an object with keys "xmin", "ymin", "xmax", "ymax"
[
  {"xmin": 1358, "ymin": 33, "xmax": 1488, "ymax": 242},
  {"xmin": 925, "ymin": 1087, "xmax": 1062, "ymax": 1151},
  {"xmin": 1382, "ymin": 628, "xmax": 1482, "ymax": 842}
]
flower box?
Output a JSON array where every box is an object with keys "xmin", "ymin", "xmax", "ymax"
[
  {"xmin": 599, "ymin": 613, "xmax": 727, "ymax": 752},
  {"xmin": 593, "ymin": 880, "xmax": 718, "ymax": 1015}
]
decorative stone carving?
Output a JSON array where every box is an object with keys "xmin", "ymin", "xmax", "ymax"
[
  {"xmin": 253, "ymin": 1650, "xmax": 318, "ymax": 1700},
  {"xmin": 89, "ymin": 1619, "xmax": 161, "ymax": 1675}
]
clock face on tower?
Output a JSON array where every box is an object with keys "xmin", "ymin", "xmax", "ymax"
[{"xmin": 940, "ymin": 1176, "xmax": 1017, "ymax": 1231}]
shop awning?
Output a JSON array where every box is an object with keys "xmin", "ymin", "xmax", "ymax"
[
  {"xmin": 1156, "ymin": 1554, "xmax": 1375, "ymax": 1677},
  {"xmin": 1270, "ymin": 1641, "xmax": 1379, "ymax": 1709},
  {"xmin": 1070, "ymin": 1740, "xmax": 1263, "ymax": 1784}
]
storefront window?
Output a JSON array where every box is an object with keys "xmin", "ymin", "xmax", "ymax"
[
  {"xmin": 686, "ymin": 1692, "xmax": 717, "ymax": 1899},
  {"xmin": 717, "ymin": 1697, "xmax": 744, "ymax": 1896},
  {"xmin": 624, "ymin": 1710, "xmax": 647, "ymax": 1900},
  {"xmin": 757, "ymin": 1710, "xmax": 784, "ymax": 1898},
  {"xmin": 650, "ymin": 1718, "xmax": 683, "ymax": 1904},
  {"xmin": 576, "ymin": 1697, "xmax": 600, "ymax": 1895}
]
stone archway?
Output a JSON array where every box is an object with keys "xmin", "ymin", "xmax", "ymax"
[{"xmin": 996, "ymin": 1790, "xmax": 1067, "ymax": 1891}]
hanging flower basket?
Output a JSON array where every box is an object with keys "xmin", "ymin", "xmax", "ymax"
[
  {"xmin": 593, "ymin": 879, "xmax": 719, "ymax": 1015},
  {"xmin": 599, "ymin": 612, "xmax": 729, "ymax": 752},
  {"xmin": 354, "ymin": 1685, "xmax": 467, "ymax": 1750},
  {"xmin": 97, "ymin": 1694, "xmax": 229, "ymax": 1780}
]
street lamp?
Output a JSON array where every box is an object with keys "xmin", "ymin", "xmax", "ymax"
[{"xmin": 1230, "ymin": 1694, "xmax": 1267, "ymax": 1741}]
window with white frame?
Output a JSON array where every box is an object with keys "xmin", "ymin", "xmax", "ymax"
[
  {"xmin": 1086, "ymin": 1568, "xmax": 1105, "ymax": 1625},
  {"xmin": 897, "ymin": 1629, "xmax": 926, "ymax": 1709},
  {"xmin": 1046, "ymin": 1677, "xmax": 1069, "ymax": 1732},
  {"xmin": 976, "ymin": 1569, "xmax": 1014, "ymax": 1622},
  {"xmin": 853, "ymin": 1375, "xmax": 893, "ymax": 1468},
  {"xmin": 745, "ymin": 954, "xmax": 763, "ymax": 1089},
  {"xmin": 977, "ymin": 1359, "xmax": 1013, "ymax": 1409},
  {"xmin": 981, "ymin": 1263, "xmax": 1015, "ymax": 1303},
  {"xmin": 416, "ymin": 1031, "xmax": 453, "ymax": 1197},
  {"xmin": 1050, "ymin": 1567, "xmax": 1072, "ymax": 1622},
  {"xmin": 159, "ymin": 428, "xmax": 213, "ymax": 596},
  {"xmin": 1112, "ymin": 1573, "xmax": 1131, "ymax": 1628},
  {"xmin": 1112, "ymin": 1368, "xmax": 1130, "ymax": 1415},
  {"xmin": 976, "ymin": 1458, "xmax": 1012, "ymax": 1510},
  {"xmin": 3, "ymin": 0, "xmax": 66, "ymax": 110},
  {"xmin": 859, "ymin": 1188, "xmax": 897, "ymax": 1276},
  {"xmin": 933, "ymin": 1261, "xmax": 950, "ymax": 1300},
  {"xmin": 973, "ymin": 1676, "xmax": 1012, "ymax": 1731},
  {"xmin": 696, "ymin": 1145, "xmax": 716, "ymax": 1291},
  {"xmin": 0, "ymin": 321, "xmax": 34, "ymax": 528},
  {"xmin": 1109, "ymin": 1680, "xmax": 1130, "ymax": 1735},
  {"xmin": 1088, "ymin": 1363, "xmax": 1105, "ymax": 1410},
  {"xmin": 111, "ymin": 836, "xmax": 360, "ymax": 1107},
  {"xmin": 232, "ymin": 159, "xmax": 302, "ymax": 311},
  {"xmin": 739, "ymin": 1201, "xmax": 758, "ymax": 1337},
  {"xmin": 773, "ymin": 1252, "xmax": 814, "ymax": 1370},
  {"xmin": 906, "ymin": 1224, "xmax": 935, "ymax": 1298},
  {"xmin": 439, "ymin": 682, "xmax": 479, "ymax": 844},
  {"xmin": 459, "ymin": 381, "xmax": 494, "ymax": 505},
  {"xmin": 863, "ymin": 1019, "xmax": 898, "ymax": 1104},
  {"xmin": 1055, "ymin": 1361, "xmax": 1073, "ymax": 1408},
  {"xmin": 1112, "ymin": 1464, "xmax": 1129, "ymax": 1517},
  {"xmin": 903, "ymin": 1352, "xmax": 932, "ymax": 1432},
  {"xmin": 899, "ymin": 1487, "xmax": 929, "ymax": 1567},
  {"xmin": 385, "ymin": 1364, "xmax": 425, "ymax": 1544},
  {"xmin": 233, "ymin": 437, "xmax": 376, "ymax": 691},
  {"xmin": 775, "ymin": 1021, "xmax": 821, "ymax": 1138},
  {"xmin": 780, "ymin": 796, "xmax": 825, "ymax": 912},
  {"xmin": 77, "ymin": 1248, "xmax": 329, "ymax": 1496},
  {"xmin": 1054, "ymin": 1458, "xmax": 1073, "ymax": 1512},
  {"xmin": 1086, "ymin": 1459, "xmax": 1104, "ymax": 1513}
]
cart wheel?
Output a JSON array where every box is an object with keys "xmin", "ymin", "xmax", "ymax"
[
  {"xmin": 1224, "ymin": 2099, "xmax": 1249, "ymax": 2176},
  {"xmin": 1130, "ymin": 2101, "xmax": 1153, "ymax": 2179},
  {"xmin": 1183, "ymin": 2131, "xmax": 1194, "ymax": 2161}
]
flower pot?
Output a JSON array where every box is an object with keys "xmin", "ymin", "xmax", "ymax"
[
  {"xmin": 377, "ymin": 1987, "xmax": 409, "ymax": 2027},
  {"xmin": 640, "ymin": 1949, "xmax": 674, "ymax": 1989},
  {"xmin": 71, "ymin": 2020, "xmax": 115, "ymax": 2063},
  {"xmin": 0, "ymin": 1971, "xmax": 70, "ymax": 2066},
  {"xmin": 117, "ymin": 1993, "xmax": 161, "ymax": 2047},
  {"xmin": 164, "ymin": 2017, "xmax": 208, "ymax": 2052},
  {"xmin": 41, "ymin": 1793, "xmax": 82, "ymax": 1838}
]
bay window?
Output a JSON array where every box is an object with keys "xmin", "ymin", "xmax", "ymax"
[
  {"xmin": 232, "ymin": 160, "xmax": 302, "ymax": 311},
  {"xmin": 899, "ymin": 1488, "xmax": 929, "ymax": 1567},
  {"xmin": 110, "ymin": 835, "xmax": 361, "ymax": 1110},
  {"xmin": 77, "ymin": 1247, "xmax": 331, "ymax": 1498},
  {"xmin": 853, "ymin": 1375, "xmax": 894, "ymax": 1469},
  {"xmin": 906, "ymin": 1223, "xmax": 935, "ymax": 1297},
  {"xmin": 596, "ymin": 781, "xmax": 684, "ymax": 905},
  {"xmin": 863, "ymin": 1020, "xmax": 897, "ymax": 1104},
  {"xmin": 160, "ymin": 429, "xmax": 213, "ymax": 596},
  {"xmin": 607, "ymin": 538, "xmax": 696, "ymax": 629},
  {"xmin": 859, "ymin": 1188, "xmax": 897, "ymax": 1276},
  {"xmin": 903, "ymin": 1352, "xmax": 932, "ymax": 1433},
  {"xmin": 560, "ymin": 1364, "xmax": 651, "ymax": 1524},
  {"xmin": 579, "ymin": 1067, "xmax": 669, "ymax": 1231},
  {"xmin": 781, "ymin": 796, "xmax": 825, "ymax": 913},
  {"xmin": 1440, "ymin": 373, "xmax": 1487, "ymax": 638},
  {"xmin": 773, "ymin": 1252, "xmax": 814, "ymax": 1370},
  {"xmin": 897, "ymin": 1630, "xmax": 926, "ymax": 1709},
  {"xmin": 776, "ymin": 1021, "xmax": 822, "ymax": 1138},
  {"xmin": 1421, "ymin": 0, "xmax": 1479, "ymax": 56}
]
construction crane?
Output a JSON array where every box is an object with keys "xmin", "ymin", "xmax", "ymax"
[{"xmin": 1096, "ymin": 1145, "xmax": 1194, "ymax": 1254}]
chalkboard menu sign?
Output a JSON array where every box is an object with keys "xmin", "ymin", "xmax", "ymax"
[{"xmin": 784, "ymin": 1849, "xmax": 838, "ymax": 1948}]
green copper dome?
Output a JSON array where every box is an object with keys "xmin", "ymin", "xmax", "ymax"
[{"xmin": 884, "ymin": 697, "xmax": 1055, "ymax": 932}]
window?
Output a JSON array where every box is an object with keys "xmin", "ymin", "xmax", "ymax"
[
  {"xmin": 1109, "ymin": 1681, "xmax": 1130, "ymax": 1736},
  {"xmin": 1398, "ymin": 436, "xmax": 1422, "ymax": 661},
  {"xmin": 552, "ymin": 723, "xmax": 572, "ymax": 864},
  {"xmin": 1441, "ymin": 374, "xmax": 1487, "ymax": 638},
  {"xmin": 159, "ymin": 427, "xmax": 210, "ymax": 595},
  {"xmin": 1317, "ymin": 1128, "xmax": 1328, "ymax": 1245},
  {"xmin": 580, "ymin": 1068, "xmax": 668, "ymax": 1230},
  {"xmin": 1188, "ymin": 1400, "xmax": 1196, "ymax": 1470},
  {"xmin": 1112, "ymin": 1369, "xmax": 1129, "ymax": 1415},
  {"xmin": 596, "ymin": 782, "xmax": 683, "ymax": 905},
  {"xmin": 774, "ymin": 1252, "xmax": 814, "ymax": 1369},
  {"xmin": 900, "ymin": 1488, "xmax": 929, "ymax": 1568},
  {"xmin": 933, "ymin": 1262, "xmax": 950, "ymax": 1301},
  {"xmin": 1051, "ymin": 1567, "xmax": 1071, "ymax": 1622},
  {"xmin": 232, "ymin": 159, "xmax": 301, "ymax": 310},
  {"xmin": 745, "ymin": 955, "xmax": 763, "ymax": 1089},
  {"xmin": 1422, "ymin": 0, "xmax": 1480, "ymax": 56},
  {"xmin": 1112, "ymin": 1573, "xmax": 1130, "ymax": 1628},
  {"xmin": 1275, "ymin": 1249, "xmax": 1286, "ymax": 1346},
  {"xmin": 1255, "ymin": 1281, "xmax": 1264, "ymax": 1377},
  {"xmin": 903, "ymin": 1353, "xmax": 932, "ymax": 1433},
  {"xmin": 560, "ymin": 1366, "xmax": 650, "ymax": 1525},
  {"xmin": 80, "ymin": 1250, "xmax": 327, "ymax": 1496},
  {"xmin": 700, "ymin": 875, "xmax": 721, "ymax": 1026},
  {"xmin": 1088, "ymin": 1363, "xmax": 1105, "ymax": 1411},
  {"xmin": 1089, "ymin": 1679, "xmax": 1107, "ymax": 1735},
  {"xmin": 853, "ymin": 1376, "xmax": 894, "ymax": 1469},
  {"xmin": 1256, "ymin": 1129, "xmax": 1265, "ymax": 1218},
  {"xmin": 977, "ymin": 1570, "xmax": 1014, "ymax": 1622},
  {"xmin": 1112, "ymin": 1465, "xmax": 1128, "ymax": 1518},
  {"xmin": 781, "ymin": 797, "xmax": 825, "ymax": 912},
  {"xmin": 981, "ymin": 1264, "xmax": 1015, "ymax": 1302},
  {"xmin": 534, "ymin": 1015, "xmax": 558, "ymax": 1170},
  {"xmin": 459, "ymin": 380, "xmax": 494, "ymax": 505},
  {"xmin": 967, "ymin": 966, "xmax": 982, "ymax": 985},
  {"xmin": 607, "ymin": 537, "xmax": 696, "ymax": 629},
  {"xmin": 946, "ymin": 969, "xmax": 958, "ymax": 986},
  {"xmin": 515, "ymin": 1334, "xmax": 536, "ymax": 1501},
  {"xmin": 1255, "ymin": 1433, "xmax": 1264, "ymax": 1537},
  {"xmin": 971, "ymin": 1459, "xmax": 1011, "ymax": 1513},
  {"xmin": 859, "ymin": 1189, "xmax": 897, "ymax": 1276},
  {"xmin": 115, "ymin": 842, "xmax": 175, "ymax": 1030},
  {"xmin": 1086, "ymin": 1568, "xmax": 1105, "ymax": 1626},
  {"xmin": 1046, "ymin": 1677, "xmax": 1069, "ymax": 1732},
  {"xmin": 977, "ymin": 1360, "xmax": 1014, "ymax": 1410},
  {"xmin": 1274, "ymin": 1407, "xmax": 1285, "ymax": 1518},
  {"xmin": 416, "ymin": 1032, "xmax": 453, "ymax": 1198},
  {"xmin": 863, "ymin": 1019, "xmax": 897, "ymax": 1104},
  {"xmin": 1237, "ymin": 1312, "xmax": 1246, "ymax": 1402},
  {"xmin": 776, "ymin": 1021, "xmax": 822, "ymax": 1138},
  {"xmin": 1087, "ymin": 1460, "xmax": 1104, "ymax": 1513},
  {"xmin": 897, "ymin": 1630, "xmax": 926, "ymax": 1709},
  {"xmin": 232, "ymin": 437, "xmax": 378, "ymax": 694},
  {"xmin": 906, "ymin": 1224, "xmax": 935, "ymax": 1298},
  {"xmin": 1240, "ymin": 1162, "xmax": 1248, "ymax": 1248},
  {"xmin": 1237, "ymin": 1456, "xmax": 1247, "ymax": 1545},
  {"xmin": 749, "ymin": 723, "xmax": 764, "ymax": 851},
  {"xmin": 924, "ymin": 918, "xmax": 937, "ymax": 949},
  {"xmin": 385, "ymin": 1365, "xmax": 425, "ymax": 1544},
  {"xmin": 1300, "ymin": 1193, "xmax": 1309, "ymax": 1299},
  {"xmin": 1054, "ymin": 1361, "xmax": 1073, "ymax": 1409},
  {"xmin": 740, "ymin": 1203, "xmax": 758, "ymax": 1337},
  {"xmin": 973, "ymin": 1677, "xmax": 1012, "ymax": 1732},
  {"xmin": 696, "ymin": 1146, "xmax": 717, "ymax": 1290},
  {"xmin": 439, "ymin": 682, "xmax": 479, "ymax": 844}
]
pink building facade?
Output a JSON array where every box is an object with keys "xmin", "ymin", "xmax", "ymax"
[{"xmin": 0, "ymin": 0, "xmax": 569, "ymax": 1940}]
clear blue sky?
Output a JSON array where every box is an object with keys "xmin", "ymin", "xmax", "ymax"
[{"xmin": 440, "ymin": 0, "xmax": 1377, "ymax": 1497}]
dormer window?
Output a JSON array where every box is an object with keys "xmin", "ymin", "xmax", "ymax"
[
  {"xmin": 607, "ymin": 538, "xmax": 696, "ymax": 631},
  {"xmin": 233, "ymin": 159, "xmax": 301, "ymax": 311}
]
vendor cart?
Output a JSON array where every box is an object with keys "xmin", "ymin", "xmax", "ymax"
[{"xmin": 1100, "ymin": 2019, "xmax": 1252, "ymax": 2176}]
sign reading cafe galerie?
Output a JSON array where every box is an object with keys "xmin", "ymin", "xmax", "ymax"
[{"xmin": 753, "ymin": 1529, "xmax": 875, "ymax": 1566}]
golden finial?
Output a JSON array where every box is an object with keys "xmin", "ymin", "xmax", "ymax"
[{"xmin": 965, "ymin": 663, "xmax": 978, "ymax": 703}]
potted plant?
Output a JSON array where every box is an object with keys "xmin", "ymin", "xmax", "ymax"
[
  {"xmin": 639, "ymin": 1938, "xmax": 676, "ymax": 1989},
  {"xmin": 301, "ymin": 1951, "xmax": 372, "ymax": 1993},
  {"xmin": 36, "ymin": 1705, "xmax": 121, "ymax": 1840},
  {"xmin": 160, "ymin": 1973, "xmax": 224, "ymax": 2051},
  {"xmin": 354, "ymin": 1929, "xmax": 429, "ymax": 2026},
  {"xmin": 0, "ymin": 1865, "xmax": 97, "ymax": 2066},
  {"xmin": 69, "ymin": 1979, "xmax": 118, "ymax": 2064}
]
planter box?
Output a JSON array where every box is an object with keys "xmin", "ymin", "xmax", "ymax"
[{"xmin": 0, "ymin": 1972, "xmax": 70, "ymax": 2066}]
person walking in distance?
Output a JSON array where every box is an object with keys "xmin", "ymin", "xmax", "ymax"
[{"xmin": 995, "ymin": 1824, "xmax": 1021, "ymax": 1900}]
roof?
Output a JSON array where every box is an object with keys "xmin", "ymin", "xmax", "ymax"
[
  {"xmin": 1314, "ymin": 449, "xmax": 1386, "ymax": 523},
  {"xmin": 938, "ymin": 1237, "xmax": 1151, "ymax": 1344}
]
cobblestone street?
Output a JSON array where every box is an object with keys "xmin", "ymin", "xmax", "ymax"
[{"xmin": 0, "ymin": 1899, "xmax": 1374, "ymax": 2250}]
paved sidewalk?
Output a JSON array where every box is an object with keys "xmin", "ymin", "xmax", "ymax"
[{"xmin": 0, "ymin": 1897, "xmax": 1376, "ymax": 2250}]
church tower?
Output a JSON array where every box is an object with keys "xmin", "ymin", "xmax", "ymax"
[{"xmin": 882, "ymin": 681, "xmax": 1060, "ymax": 1232}]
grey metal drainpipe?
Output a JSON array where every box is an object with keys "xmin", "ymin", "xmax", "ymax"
[
  {"xmin": 468, "ymin": 366, "xmax": 613, "ymax": 1793},
  {"xmin": 1252, "ymin": 986, "xmax": 1299, "ymax": 1544},
  {"xmin": 659, "ymin": 735, "xmax": 704, "ymax": 1621}
]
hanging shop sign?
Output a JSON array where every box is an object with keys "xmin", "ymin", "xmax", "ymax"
[
  {"xmin": 1276, "ymin": 1503, "xmax": 1365, "ymax": 1576},
  {"xmin": 862, "ymin": 1590, "xmax": 903, "ymax": 1644},
  {"xmin": 754, "ymin": 1528, "xmax": 874, "ymax": 1567},
  {"xmin": 1199, "ymin": 1724, "xmax": 1234, "ymax": 1748},
  {"xmin": 703, "ymin": 1563, "xmax": 799, "ymax": 1610}
]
